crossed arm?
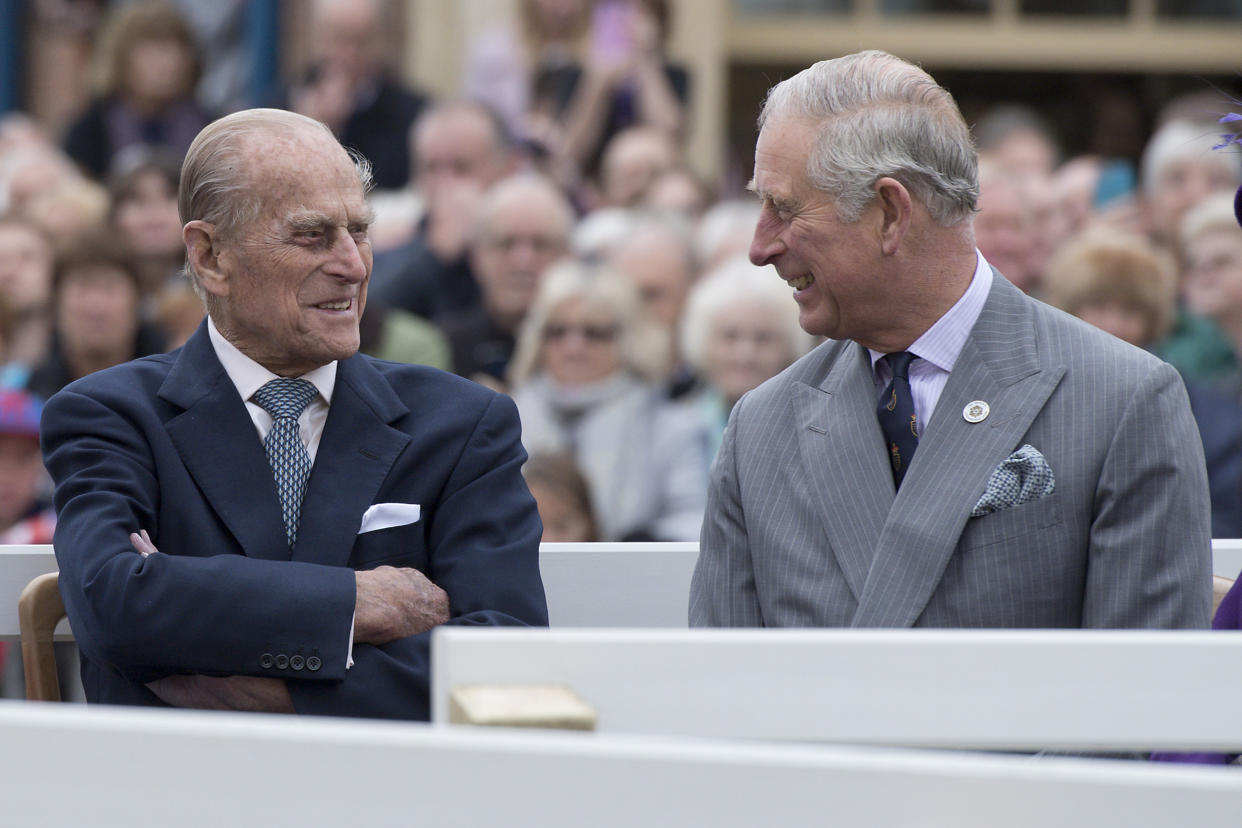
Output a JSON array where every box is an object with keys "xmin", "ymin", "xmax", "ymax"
[{"xmin": 128, "ymin": 527, "xmax": 449, "ymax": 712}]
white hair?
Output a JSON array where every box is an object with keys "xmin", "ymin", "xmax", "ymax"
[
  {"xmin": 178, "ymin": 108, "xmax": 373, "ymax": 295},
  {"xmin": 759, "ymin": 50, "xmax": 978, "ymax": 226},
  {"xmin": 679, "ymin": 256, "xmax": 813, "ymax": 373},
  {"xmin": 1141, "ymin": 119, "xmax": 1241, "ymax": 195},
  {"xmin": 1181, "ymin": 191, "xmax": 1241, "ymax": 248},
  {"xmin": 571, "ymin": 208, "xmax": 635, "ymax": 259}
]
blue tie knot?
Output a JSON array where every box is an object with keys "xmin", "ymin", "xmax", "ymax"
[
  {"xmin": 253, "ymin": 378, "xmax": 317, "ymax": 421},
  {"xmin": 883, "ymin": 351, "xmax": 916, "ymax": 381}
]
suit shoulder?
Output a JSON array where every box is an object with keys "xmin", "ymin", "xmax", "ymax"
[
  {"xmin": 52, "ymin": 352, "xmax": 178, "ymax": 403},
  {"xmin": 361, "ymin": 356, "xmax": 507, "ymax": 411},
  {"xmin": 1027, "ymin": 294, "xmax": 1169, "ymax": 373}
]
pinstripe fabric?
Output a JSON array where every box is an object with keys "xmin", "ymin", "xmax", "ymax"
[{"xmin": 689, "ymin": 271, "xmax": 1213, "ymax": 630}]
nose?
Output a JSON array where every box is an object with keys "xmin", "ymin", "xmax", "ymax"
[
  {"xmin": 749, "ymin": 209, "xmax": 784, "ymax": 266},
  {"xmin": 330, "ymin": 230, "xmax": 369, "ymax": 283}
]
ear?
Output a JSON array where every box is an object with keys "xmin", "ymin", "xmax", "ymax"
[
  {"xmin": 184, "ymin": 221, "xmax": 229, "ymax": 298},
  {"xmin": 874, "ymin": 177, "xmax": 913, "ymax": 256}
]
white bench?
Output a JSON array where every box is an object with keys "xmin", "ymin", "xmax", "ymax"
[
  {"xmin": 0, "ymin": 702, "xmax": 1237, "ymax": 827},
  {"xmin": 3, "ymin": 540, "xmax": 1238, "ymax": 638},
  {"xmin": 432, "ymin": 627, "xmax": 1242, "ymax": 754}
]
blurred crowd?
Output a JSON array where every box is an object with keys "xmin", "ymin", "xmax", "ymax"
[{"xmin": 0, "ymin": 0, "xmax": 1241, "ymax": 566}]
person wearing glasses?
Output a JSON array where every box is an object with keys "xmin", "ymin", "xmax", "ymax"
[{"xmin": 508, "ymin": 259, "xmax": 709, "ymax": 541}]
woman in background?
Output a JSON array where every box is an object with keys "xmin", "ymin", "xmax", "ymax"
[{"xmin": 509, "ymin": 260, "xmax": 708, "ymax": 541}]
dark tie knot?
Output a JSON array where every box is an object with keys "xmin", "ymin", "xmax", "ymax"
[
  {"xmin": 883, "ymin": 351, "xmax": 916, "ymax": 381},
  {"xmin": 252, "ymin": 378, "xmax": 317, "ymax": 421}
]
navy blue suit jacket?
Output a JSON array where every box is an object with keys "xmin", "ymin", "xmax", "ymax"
[{"xmin": 41, "ymin": 322, "xmax": 547, "ymax": 720}]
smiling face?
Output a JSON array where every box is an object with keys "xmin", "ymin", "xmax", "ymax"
[
  {"xmin": 208, "ymin": 130, "xmax": 373, "ymax": 377},
  {"xmin": 748, "ymin": 116, "xmax": 886, "ymax": 344},
  {"xmin": 540, "ymin": 296, "xmax": 622, "ymax": 387}
]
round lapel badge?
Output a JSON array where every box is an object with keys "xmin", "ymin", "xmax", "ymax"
[{"xmin": 963, "ymin": 400, "xmax": 990, "ymax": 423}]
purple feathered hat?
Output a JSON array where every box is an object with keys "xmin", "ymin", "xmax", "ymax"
[{"xmin": 1215, "ymin": 111, "xmax": 1242, "ymax": 227}]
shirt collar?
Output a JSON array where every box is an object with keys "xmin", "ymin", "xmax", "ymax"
[
  {"xmin": 207, "ymin": 315, "xmax": 337, "ymax": 406},
  {"xmin": 869, "ymin": 249, "xmax": 994, "ymax": 373}
]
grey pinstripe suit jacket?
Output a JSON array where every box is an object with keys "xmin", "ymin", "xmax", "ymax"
[{"xmin": 689, "ymin": 272, "xmax": 1213, "ymax": 629}]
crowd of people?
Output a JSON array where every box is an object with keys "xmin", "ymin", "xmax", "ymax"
[{"xmin": 1, "ymin": 1, "xmax": 1242, "ymax": 699}]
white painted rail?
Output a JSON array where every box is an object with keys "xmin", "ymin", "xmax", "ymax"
[
  {"xmin": 0, "ymin": 702, "xmax": 1237, "ymax": 827},
  {"xmin": 433, "ymin": 627, "xmax": 1242, "ymax": 753}
]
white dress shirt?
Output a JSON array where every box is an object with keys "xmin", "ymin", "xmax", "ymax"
[
  {"xmin": 207, "ymin": 317, "xmax": 356, "ymax": 667},
  {"xmin": 869, "ymin": 250, "xmax": 994, "ymax": 436},
  {"xmin": 207, "ymin": 317, "xmax": 337, "ymax": 460}
]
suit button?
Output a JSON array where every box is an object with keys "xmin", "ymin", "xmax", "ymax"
[
  {"xmin": 260, "ymin": 653, "xmax": 275, "ymax": 669},
  {"xmin": 290, "ymin": 655, "xmax": 305, "ymax": 671},
  {"xmin": 275, "ymin": 654, "xmax": 289, "ymax": 669},
  {"xmin": 306, "ymin": 656, "xmax": 322, "ymax": 672}
]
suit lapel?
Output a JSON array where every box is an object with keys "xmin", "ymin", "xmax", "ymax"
[
  {"xmin": 852, "ymin": 274, "xmax": 1066, "ymax": 627},
  {"xmin": 293, "ymin": 354, "xmax": 411, "ymax": 567},
  {"xmin": 793, "ymin": 342, "xmax": 893, "ymax": 600},
  {"xmin": 159, "ymin": 323, "xmax": 290, "ymax": 561}
]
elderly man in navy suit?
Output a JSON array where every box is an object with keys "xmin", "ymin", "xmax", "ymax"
[{"xmin": 41, "ymin": 108, "xmax": 547, "ymax": 719}]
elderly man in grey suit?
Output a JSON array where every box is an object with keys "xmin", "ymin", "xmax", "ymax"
[{"xmin": 689, "ymin": 51, "xmax": 1211, "ymax": 630}]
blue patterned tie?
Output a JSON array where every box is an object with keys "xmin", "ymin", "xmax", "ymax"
[
  {"xmin": 877, "ymin": 352, "xmax": 919, "ymax": 489},
  {"xmin": 252, "ymin": 378, "xmax": 318, "ymax": 548}
]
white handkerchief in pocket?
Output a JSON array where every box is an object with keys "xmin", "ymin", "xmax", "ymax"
[{"xmin": 358, "ymin": 502, "xmax": 421, "ymax": 534}]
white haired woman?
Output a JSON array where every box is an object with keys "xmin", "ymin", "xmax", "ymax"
[
  {"xmin": 679, "ymin": 256, "xmax": 814, "ymax": 459},
  {"xmin": 508, "ymin": 259, "xmax": 709, "ymax": 541}
]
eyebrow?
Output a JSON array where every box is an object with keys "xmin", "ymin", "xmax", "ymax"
[{"xmin": 284, "ymin": 206, "xmax": 377, "ymax": 232}]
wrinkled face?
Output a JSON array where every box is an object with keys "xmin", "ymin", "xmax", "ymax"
[
  {"xmin": 1185, "ymin": 228, "xmax": 1242, "ymax": 328},
  {"xmin": 114, "ymin": 170, "xmax": 183, "ymax": 259},
  {"xmin": 0, "ymin": 435, "xmax": 42, "ymax": 529},
  {"xmin": 540, "ymin": 296, "xmax": 622, "ymax": 386},
  {"xmin": 529, "ymin": 480, "xmax": 594, "ymax": 543},
  {"xmin": 57, "ymin": 265, "xmax": 139, "ymax": 358},
  {"xmin": 472, "ymin": 195, "xmax": 568, "ymax": 328},
  {"xmin": 0, "ymin": 223, "xmax": 52, "ymax": 311},
  {"xmin": 704, "ymin": 301, "xmax": 794, "ymax": 404},
  {"xmin": 748, "ymin": 116, "xmax": 884, "ymax": 342},
  {"xmin": 211, "ymin": 134, "xmax": 372, "ymax": 377}
]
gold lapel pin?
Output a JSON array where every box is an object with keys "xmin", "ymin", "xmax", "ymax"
[{"xmin": 963, "ymin": 400, "xmax": 990, "ymax": 423}]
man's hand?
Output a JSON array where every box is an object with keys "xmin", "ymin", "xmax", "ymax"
[
  {"xmin": 146, "ymin": 674, "xmax": 296, "ymax": 713},
  {"xmin": 354, "ymin": 565, "xmax": 450, "ymax": 645},
  {"xmin": 130, "ymin": 529, "xmax": 157, "ymax": 557}
]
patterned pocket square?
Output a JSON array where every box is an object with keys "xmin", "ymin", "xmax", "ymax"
[{"xmin": 970, "ymin": 444, "xmax": 1055, "ymax": 517}]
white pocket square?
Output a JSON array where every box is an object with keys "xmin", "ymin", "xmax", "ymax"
[
  {"xmin": 970, "ymin": 444, "xmax": 1054, "ymax": 517},
  {"xmin": 358, "ymin": 502, "xmax": 421, "ymax": 534}
]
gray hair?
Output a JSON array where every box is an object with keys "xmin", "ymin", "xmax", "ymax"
[
  {"xmin": 179, "ymin": 108, "xmax": 373, "ymax": 295},
  {"xmin": 1141, "ymin": 119, "xmax": 1241, "ymax": 195},
  {"xmin": 1181, "ymin": 191, "xmax": 1241, "ymax": 248},
  {"xmin": 759, "ymin": 50, "xmax": 978, "ymax": 226},
  {"xmin": 679, "ymin": 256, "xmax": 813, "ymax": 374}
]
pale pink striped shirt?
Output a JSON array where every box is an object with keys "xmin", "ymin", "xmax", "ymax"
[{"xmin": 869, "ymin": 250, "xmax": 994, "ymax": 436}]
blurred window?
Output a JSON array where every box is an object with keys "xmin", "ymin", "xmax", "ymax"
[
  {"xmin": 1157, "ymin": 0, "xmax": 1242, "ymax": 19},
  {"xmin": 1019, "ymin": 0, "xmax": 1127, "ymax": 14},
  {"xmin": 733, "ymin": 0, "xmax": 852, "ymax": 14}
]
